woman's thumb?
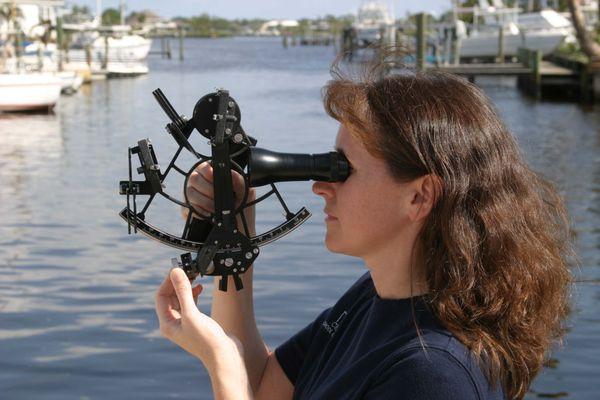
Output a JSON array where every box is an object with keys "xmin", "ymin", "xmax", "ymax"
[{"xmin": 169, "ymin": 268, "xmax": 197, "ymax": 313}]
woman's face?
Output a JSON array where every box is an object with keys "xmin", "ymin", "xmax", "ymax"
[{"xmin": 312, "ymin": 125, "xmax": 414, "ymax": 259}]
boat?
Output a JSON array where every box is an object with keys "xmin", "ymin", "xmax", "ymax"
[
  {"xmin": 61, "ymin": 25, "xmax": 152, "ymax": 63},
  {"xmin": 454, "ymin": 0, "xmax": 571, "ymax": 59},
  {"xmin": 2, "ymin": 54, "xmax": 84, "ymax": 94},
  {"xmin": 353, "ymin": 1, "xmax": 396, "ymax": 47},
  {"xmin": 0, "ymin": 73, "xmax": 61, "ymax": 112}
]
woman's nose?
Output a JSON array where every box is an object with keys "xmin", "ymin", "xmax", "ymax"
[{"xmin": 312, "ymin": 181, "xmax": 335, "ymax": 199}]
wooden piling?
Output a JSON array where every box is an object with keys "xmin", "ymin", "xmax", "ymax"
[
  {"xmin": 56, "ymin": 14, "xmax": 64, "ymax": 71},
  {"xmin": 517, "ymin": 48, "xmax": 541, "ymax": 99},
  {"xmin": 102, "ymin": 35, "xmax": 109, "ymax": 70},
  {"xmin": 444, "ymin": 27, "xmax": 452, "ymax": 66},
  {"xmin": 178, "ymin": 27, "xmax": 184, "ymax": 61},
  {"xmin": 415, "ymin": 13, "xmax": 426, "ymax": 71},
  {"xmin": 497, "ymin": 25, "xmax": 505, "ymax": 63},
  {"xmin": 452, "ymin": 31, "xmax": 461, "ymax": 66},
  {"xmin": 580, "ymin": 67, "xmax": 592, "ymax": 102},
  {"xmin": 531, "ymin": 49, "xmax": 542, "ymax": 99}
]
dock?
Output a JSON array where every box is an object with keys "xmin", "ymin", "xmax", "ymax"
[
  {"xmin": 349, "ymin": 12, "xmax": 600, "ymax": 102},
  {"xmin": 426, "ymin": 49, "xmax": 595, "ymax": 101},
  {"xmin": 435, "ymin": 61, "xmax": 572, "ymax": 77}
]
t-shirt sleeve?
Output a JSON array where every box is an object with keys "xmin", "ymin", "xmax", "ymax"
[
  {"xmin": 274, "ymin": 307, "xmax": 331, "ymax": 385},
  {"xmin": 363, "ymin": 347, "xmax": 482, "ymax": 400}
]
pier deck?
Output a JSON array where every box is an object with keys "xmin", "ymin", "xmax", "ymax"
[{"xmin": 434, "ymin": 62, "xmax": 575, "ymax": 77}]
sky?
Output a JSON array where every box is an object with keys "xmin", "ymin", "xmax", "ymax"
[{"xmin": 71, "ymin": 1, "xmax": 452, "ymax": 20}]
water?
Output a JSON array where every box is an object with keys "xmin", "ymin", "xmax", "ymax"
[{"xmin": 0, "ymin": 37, "xmax": 598, "ymax": 399}]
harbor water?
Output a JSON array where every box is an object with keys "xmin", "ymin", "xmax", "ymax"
[{"xmin": 0, "ymin": 37, "xmax": 598, "ymax": 399}]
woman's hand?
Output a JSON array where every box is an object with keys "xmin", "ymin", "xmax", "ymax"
[
  {"xmin": 182, "ymin": 162, "xmax": 256, "ymax": 234},
  {"xmin": 155, "ymin": 268, "xmax": 254, "ymax": 399},
  {"xmin": 155, "ymin": 268, "xmax": 241, "ymax": 364}
]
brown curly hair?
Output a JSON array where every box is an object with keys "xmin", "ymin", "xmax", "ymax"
[{"xmin": 323, "ymin": 60, "xmax": 573, "ymax": 399}]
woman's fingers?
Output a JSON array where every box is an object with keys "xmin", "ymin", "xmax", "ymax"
[
  {"xmin": 155, "ymin": 272, "xmax": 180, "ymax": 325},
  {"xmin": 187, "ymin": 162, "xmax": 253, "ymax": 212},
  {"xmin": 187, "ymin": 186, "xmax": 214, "ymax": 216},
  {"xmin": 196, "ymin": 162, "xmax": 213, "ymax": 182},
  {"xmin": 192, "ymin": 284, "xmax": 203, "ymax": 304},
  {"xmin": 188, "ymin": 170, "xmax": 214, "ymax": 200},
  {"xmin": 231, "ymin": 169, "xmax": 249, "ymax": 205},
  {"xmin": 186, "ymin": 163, "xmax": 215, "ymax": 217}
]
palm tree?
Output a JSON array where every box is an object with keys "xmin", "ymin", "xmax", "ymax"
[
  {"xmin": 567, "ymin": 0, "xmax": 600, "ymax": 64},
  {"xmin": 1, "ymin": 3, "xmax": 24, "ymax": 68}
]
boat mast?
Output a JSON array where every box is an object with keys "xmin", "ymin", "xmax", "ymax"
[
  {"xmin": 95, "ymin": 0, "xmax": 101, "ymax": 25},
  {"xmin": 119, "ymin": 0, "xmax": 125, "ymax": 25}
]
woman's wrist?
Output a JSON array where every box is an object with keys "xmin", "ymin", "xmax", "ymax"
[{"xmin": 205, "ymin": 338, "xmax": 253, "ymax": 399}]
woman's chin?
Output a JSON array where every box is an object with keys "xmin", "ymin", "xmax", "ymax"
[
  {"xmin": 324, "ymin": 235, "xmax": 349, "ymax": 255},
  {"xmin": 324, "ymin": 235, "xmax": 339, "ymax": 253}
]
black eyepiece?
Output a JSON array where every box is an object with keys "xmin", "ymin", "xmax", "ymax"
[{"xmin": 248, "ymin": 147, "xmax": 350, "ymax": 187}]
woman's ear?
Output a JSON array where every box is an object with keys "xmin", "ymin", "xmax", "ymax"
[{"xmin": 408, "ymin": 174, "xmax": 442, "ymax": 222}]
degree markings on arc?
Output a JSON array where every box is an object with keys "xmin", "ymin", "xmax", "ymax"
[{"xmin": 119, "ymin": 207, "xmax": 311, "ymax": 251}]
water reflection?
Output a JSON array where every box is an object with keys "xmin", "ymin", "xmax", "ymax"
[{"xmin": 0, "ymin": 38, "xmax": 598, "ymax": 399}]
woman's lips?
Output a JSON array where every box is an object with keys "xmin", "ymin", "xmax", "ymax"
[{"xmin": 325, "ymin": 211, "xmax": 338, "ymax": 222}]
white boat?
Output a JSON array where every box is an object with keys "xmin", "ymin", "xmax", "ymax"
[
  {"xmin": 2, "ymin": 55, "xmax": 84, "ymax": 93},
  {"xmin": 64, "ymin": 32, "xmax": 152, "ymax": 63},
  {"xmin": 353, "ymin": 1, "xmax": 396, "ymax": 46},
  {"xmin": 23, "ymin": 33, "xmax": 152, "ymax": 65},
  {"xmin": 454, "ymin": 0, "xmax": 571, "ymax": 58},
  {"xmin": 0, "ymin": 73, "xmax": 61, "ymax": 112}
]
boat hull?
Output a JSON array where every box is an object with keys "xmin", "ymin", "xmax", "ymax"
[
  {"xmin": 0, "ymin": 74, "xmax": 62, "ymax": 112},
  {"xmin": 459, "ymin": 31, "xmax": 566, "ymax": 58},
  {"xmin": 68, "ymin": 36, "xmax": 152, "ymax": 63}
]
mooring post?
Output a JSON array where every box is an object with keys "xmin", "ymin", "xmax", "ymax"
[
  {"xmin": 178, "ymin": 26, "xmax": 184, "ymax": 61},
  {"xmin": 517, "ymin": 47, "xmax": 525, "ymax": 92},
  {"xmin": 452, "ymin": 28, "xmax": 461, "ymax": 66},
  {"xmin": 444, "ymin": 27, "xmax": 451, "ymax": 66},
  {"xmin": 593, "ymin": 72, "xmax": 600, "ymax": 102},
  {"xmin": 531, "ymin": 49, "xmax": 541, "ymax": 99},
  {"xmin": 103, "ymin": 35, "xmax": 109, "ymax": 70},
  {"xmin": 282, "ymin": 32, "xmax": 288, "ymax": 48},
  {"xmin": 497, "ymin": 25, "xmax": 505, "ymax": 63},
  {"xmin": 166, "ymin": 38, "xmax": 172, "ymax": 59},
  {"xmin": 415, "ymin": 13, "xmax": 427, "ymax": 71},
  {"xmin": 56, "ymin": 12, "xmax": 64, "ymax": 71},
  {"xmin": 580, "ymin": 67, "xmax": 591, "ymax": 102}
]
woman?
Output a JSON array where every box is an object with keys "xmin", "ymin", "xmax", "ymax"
[{"xmin": 155, "ymin": 61, "xmax": 572, "ymax": 399}]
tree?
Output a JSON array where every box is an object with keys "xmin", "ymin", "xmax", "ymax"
[
  {"xmin": 72, "ymin": 5, "xmax": 91, "ymax": 16},
  {"xmin": 102, "ymin": 8, "xmax": 121, "ymax": 25},
  {"xmin": 567, "ymin": 0, "xmax": 600, "ymax": 63}
]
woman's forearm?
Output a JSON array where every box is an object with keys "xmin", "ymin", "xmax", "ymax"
[
  {"xmin": 182, "ymin": 165, "xmax": 268, "ymax": 394},
  {"xmin": 210, "ymin": 224, "xmax": 269, "ymax": 394}
]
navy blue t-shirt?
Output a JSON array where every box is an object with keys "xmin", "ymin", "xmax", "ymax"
[{"xmin": 275, "ymin": 272, "xmax": 505, "ymax": 399}]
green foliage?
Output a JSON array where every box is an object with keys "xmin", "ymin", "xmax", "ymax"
[
  {"xmin": 127, "ymin": 11, "xmax": 146, "ymax": 24},
  {"xmin": 173, "ymin": 13, "xmax": 353, "ymax": 38},
  {"xmin": 0, "ymin": 4, "xmax": 23, "ymax": 25},
  {"xmin": 555, "ymin": 31, "xmax": 600, "ymax": 63},
  {"xmin": 555, "ymin": 0, "xmax": 569, "ymax": 11},
  {"xmin": 102, "ymin": 8, "xmax": 121, "ymax": 26},
  {"xmin": 71, "ymin": 5, "xmax": 91, "ymax": 16}
]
